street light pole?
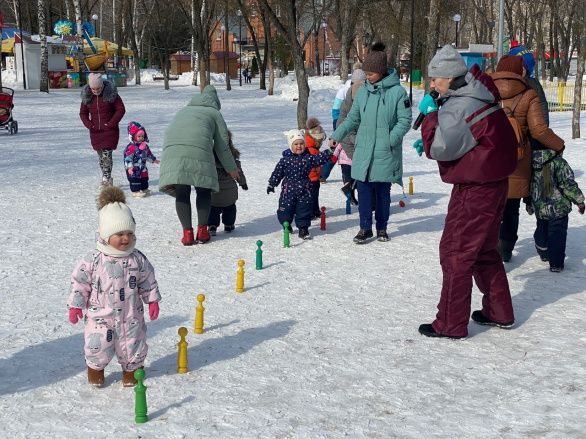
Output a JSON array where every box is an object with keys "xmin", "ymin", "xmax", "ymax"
[
  {"xmin": 237, "ymin": 9, "xmax": 242, "ymax": 86},
  {"xmin": 453, "ymin": 14, "xmax": 461, "ymax": 48},
  {"xmin": 321, "ymin": 22, "xmax": 327, "ymax": 76}
]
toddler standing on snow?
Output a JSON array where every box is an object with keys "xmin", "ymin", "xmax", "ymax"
[
  {"xmin": 68, "ymin": 187, "xmax": 161, "ymax": 387},
  {"xmin": 208, "ymin": 130, "xmax": 248, "ymax": 235},
  {"xmin": 124, "ymin": 121, "xmax": 160, "ymax": 198},
  {"xmin": 528, "ymin": 148, "xmax": 585, "ymax": 272},
  {"xmin": 267, "ymin": 129, "xmax": 334, "ymax": 239}
]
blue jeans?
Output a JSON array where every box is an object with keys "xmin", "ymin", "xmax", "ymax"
[
  {"xmin": 356, "ymin": 181, "xmax": 391, "ymax": 231},
  {"xmin": 534, "ymin": 215, "xmax": 569, "ymax": 268}
]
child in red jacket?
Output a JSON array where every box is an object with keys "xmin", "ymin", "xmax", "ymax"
[{"xmin": 305, "ymin": 118, "xmax": 334, "ymax": 218}]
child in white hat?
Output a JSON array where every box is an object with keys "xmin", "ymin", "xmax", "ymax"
[
  {"xmin": 67, "ymin": 186, "xmax": 161, "ymax": 387},
  {"xmin": 267, "ymin": 129, "xmax": 335, "ymax": 239}
]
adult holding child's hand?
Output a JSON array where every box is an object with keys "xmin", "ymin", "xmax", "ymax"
[{"xmin": 159, "ymin": 85, "xmax": 238, "ymax": 246}]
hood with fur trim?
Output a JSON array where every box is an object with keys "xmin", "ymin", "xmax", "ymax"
[{"xmin": 81, "ymin": 80, "xmax": 118, "ymax": 105}]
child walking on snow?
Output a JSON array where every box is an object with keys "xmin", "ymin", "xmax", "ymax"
[
  {"xmin": 124, "ymin": 121, "xmax": 160, "ymax": 198},
  {"xmin": 208, "ymin": 130, "xmax": 248, "ymax": 235},
  {"xmin": 68, "ymin": 186, "xmax": 161, "ymax": 387},
  {"xmin": 304, "ymin": 118, "xmax": 331, "ymax": 218},
  {"xmin": 528, "ymin": 148, "xmax": 585, "ymax": 272},
  {"xmin": 267, "ymin": 129, "xmax": 334, "ymax": 240}
]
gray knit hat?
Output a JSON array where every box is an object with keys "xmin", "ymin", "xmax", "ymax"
[
  {"xmin": 428, "ymin": 45, "xmax": 468, "ymax": 78},
  {"xmin": 362, "ymin": 43, "xmax": 388, "ymax": 76}
]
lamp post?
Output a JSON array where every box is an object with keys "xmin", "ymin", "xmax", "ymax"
[
  {"xmin": 237, "ymin": 9, "xmax": 242, "ymax": 86},
  {"xmin": 452, "ymin": 14, "xmax": 461, "ymax": 48},
  {"xmin": 92, "ymin": 14, "xmax": 98, "ymax": 37},
  {"xmin": 321, "ymin": 22, "xmax": 327, "ymax": 76}
]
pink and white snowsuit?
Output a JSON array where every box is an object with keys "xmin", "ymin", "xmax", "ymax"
[{"xmin": 68, "ymin": 249, "xmax": 161, "ymax": 371}]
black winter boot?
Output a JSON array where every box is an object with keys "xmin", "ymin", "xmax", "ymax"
[
  {"xmin": 497, "ymin": 239, "xmax": 514, "ymax": 262},
  {"xmin": 353, "ymin": 229, "xmax": 373, "ymax": 244},
  {"xmin": 298, "ymin": 227, "xmax": 311, "ymax": 240}
]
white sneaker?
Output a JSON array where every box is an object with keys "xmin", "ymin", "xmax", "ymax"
[
  {"xmin": 141, "ymin": 189, "xmax": 151, "ymax": 197},
  {"xmin": 132, "ymin": 191, "xmax": 145, "ymax": 198}
]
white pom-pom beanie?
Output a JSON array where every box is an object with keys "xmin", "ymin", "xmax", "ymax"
[
  {"xmin": 98, "ymin": 202, "xmax": 136, "ymax": 241},
  {"xmin": 285, "ymin": 129, "xmax": 305, "ymax": 151}
]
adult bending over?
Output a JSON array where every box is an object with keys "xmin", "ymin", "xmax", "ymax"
[{"xmin": 159, "ymin": 85, "xmax": 238, "ymax": 245}]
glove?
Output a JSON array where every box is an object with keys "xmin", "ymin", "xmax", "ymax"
[
  {"xmin": 149, "ymin": 302, "xmax": 159, "ymax": 321},
  {"xmin": 267, "ymin": 185, "xmax": 275, "ymax": 194},
  {"xmin": 578, "ymin": 203, "xmax": 585, "ymax": 215},
  {"xmin": 127, "ymin": 168, "xmax": 134, "ymax": 176},
  {"xmin": 419, "ymin": 93, "xmax": 438, "ymax": 115},
  {"xmin": 69, "ymin": 308, "xmax": 83, "ymax": 324},
  {"xmin": 526, "ymin": 203, "xmax": 534, "ymax": 215},
  {"xmin": 412, "ymin": 139, "xmax": 424, "ymax": 157},
  {"xmin": 241, "ymin": 184, "xmax": 248, "ymax": 191}
]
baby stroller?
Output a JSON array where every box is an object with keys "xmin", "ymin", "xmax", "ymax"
[{"xmin": 0, "ymin": 87, "xmax": 18, "ymax": 135}]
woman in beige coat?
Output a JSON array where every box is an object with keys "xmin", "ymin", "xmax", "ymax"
[{"xmin": 491, "ymin": 55, "xmax": 565, "ymax": 261}]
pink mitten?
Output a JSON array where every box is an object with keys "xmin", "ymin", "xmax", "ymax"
[
  {"xmin": 69, "ymin": 308, "xmax": 83, "ymax": 324},
  {"xmin": 149, "ymin": 302, "xmax": 159, "ymax": 321}
]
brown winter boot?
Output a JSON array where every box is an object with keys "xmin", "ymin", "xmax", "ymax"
[
  {"xmin": 87, "ymin": 367, "xmax": 105, "ymax": 387},
  {"xmin": 122, "ymin": 367, "xmax": 143, "ymax": 387},
  {"xmin": 195, "ymin": 225, "xmax": 211, "ymax": 244}
]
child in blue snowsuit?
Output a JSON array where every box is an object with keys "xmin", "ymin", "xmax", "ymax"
[
  {"xmin": 267, "ymin": 129, "xmax": 334, "ymax": 240},
  {"xmin": 124, "ymin": 121, "xmax": 159, "ymax": 197}
]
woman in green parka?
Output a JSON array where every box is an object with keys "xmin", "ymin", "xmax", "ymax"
[
  {"xmin": 329, "ymin": 43, "xmax": 412, "ymax": 243},
  {"xmin": 159, "ymin": 85, "xmax": 239, "ymax": 245}
]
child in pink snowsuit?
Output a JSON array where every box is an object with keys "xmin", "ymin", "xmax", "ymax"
[{"xmin": 68, "ymin": 186, "xmax": 161, "ymax": 387}]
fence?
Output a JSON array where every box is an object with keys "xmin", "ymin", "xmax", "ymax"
[
  {"xmin": 403, "ymin": 79, "xmax": 585, "ymax": 112},
  {"xmin": 542, "ymin": 81, "xmax": 586, "ymax": 112}
]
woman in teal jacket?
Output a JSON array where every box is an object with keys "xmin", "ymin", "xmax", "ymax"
[
  {"xmin": 159, "ymin": 85, "xmax": 238, "ymax": 245},
  {"xmin": 330, "ymin": 43, "xmax": 412, "ymax": 243}
]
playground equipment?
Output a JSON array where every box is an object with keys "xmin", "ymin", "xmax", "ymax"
[{"xmin": 54, "ymin": 19, "xmax": 109, "ymax": 72}]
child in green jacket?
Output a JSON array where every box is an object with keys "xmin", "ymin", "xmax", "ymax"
[{"xmin": 528, "ymin": 149, "xmax": 585, "ymax": 272}]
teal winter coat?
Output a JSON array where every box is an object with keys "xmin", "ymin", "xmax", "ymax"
[
  {"xmin": 159, "ymin": 86, "xmax": 237, "ymax": 194},
  {"xmin": 331, "ymin": 70, "xmax": 412, "ymax": 184}
]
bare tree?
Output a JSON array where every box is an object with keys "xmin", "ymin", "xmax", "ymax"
[
  {"xmin": 223, "ymin": 0, "xmax": 231, "ymax": 90},
  {"xmin": 331, "ymin": 0, "xmax": 361, "ymax": 81},
  {"xmin": 258, "ymin": 0, "xmax": 316, "ymax": 128},
  {"xmin": 571, "ymin": 1, "xmax": 584, "ymax": 138},
  {"xmin": 38, "ymin": 0, "xmax": 48, "ymax": 92}
]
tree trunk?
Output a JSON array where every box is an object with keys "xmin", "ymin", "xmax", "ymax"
[
  {"xmin": 424, "ymin": 0, "xmax": 440, "ymax": 90},
  {"xmin": 126, "ymin": 0, "xmax": 141, "ymax": 85},
  {"xmin": 314, "ymin": 29, "xmax": 320, "ymax": 76},
  {"xmin": 39, "ymin": 0, "xmax": 49, "ymax": 92},
  {"xmin": 339, "ymin": 39, "xmax": 349, "ymax": 81},
  {"xmin": 224, "ymin": 3, "xmax": 231, "ymax": 90},
  {"xmin": 293, "ymin": 50, "xmax": 309, "ymax": 128},
  {"xmin": 571, "ymin": 6, "xmax": 585, "ymax": 139}
]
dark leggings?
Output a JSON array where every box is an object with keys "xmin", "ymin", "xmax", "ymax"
[{"xmin": 175, "ymin": 184, "xmax": 212, "ymax": 230}]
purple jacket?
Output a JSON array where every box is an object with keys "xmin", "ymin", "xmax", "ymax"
[{"xmin": 80, "ymin": 81, "xmax": 126, "ymax": 151}]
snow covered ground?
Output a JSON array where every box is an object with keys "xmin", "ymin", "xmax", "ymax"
[{"xmin": 0, "ymin": 73, "xmax": 585, "ymax": 439}]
